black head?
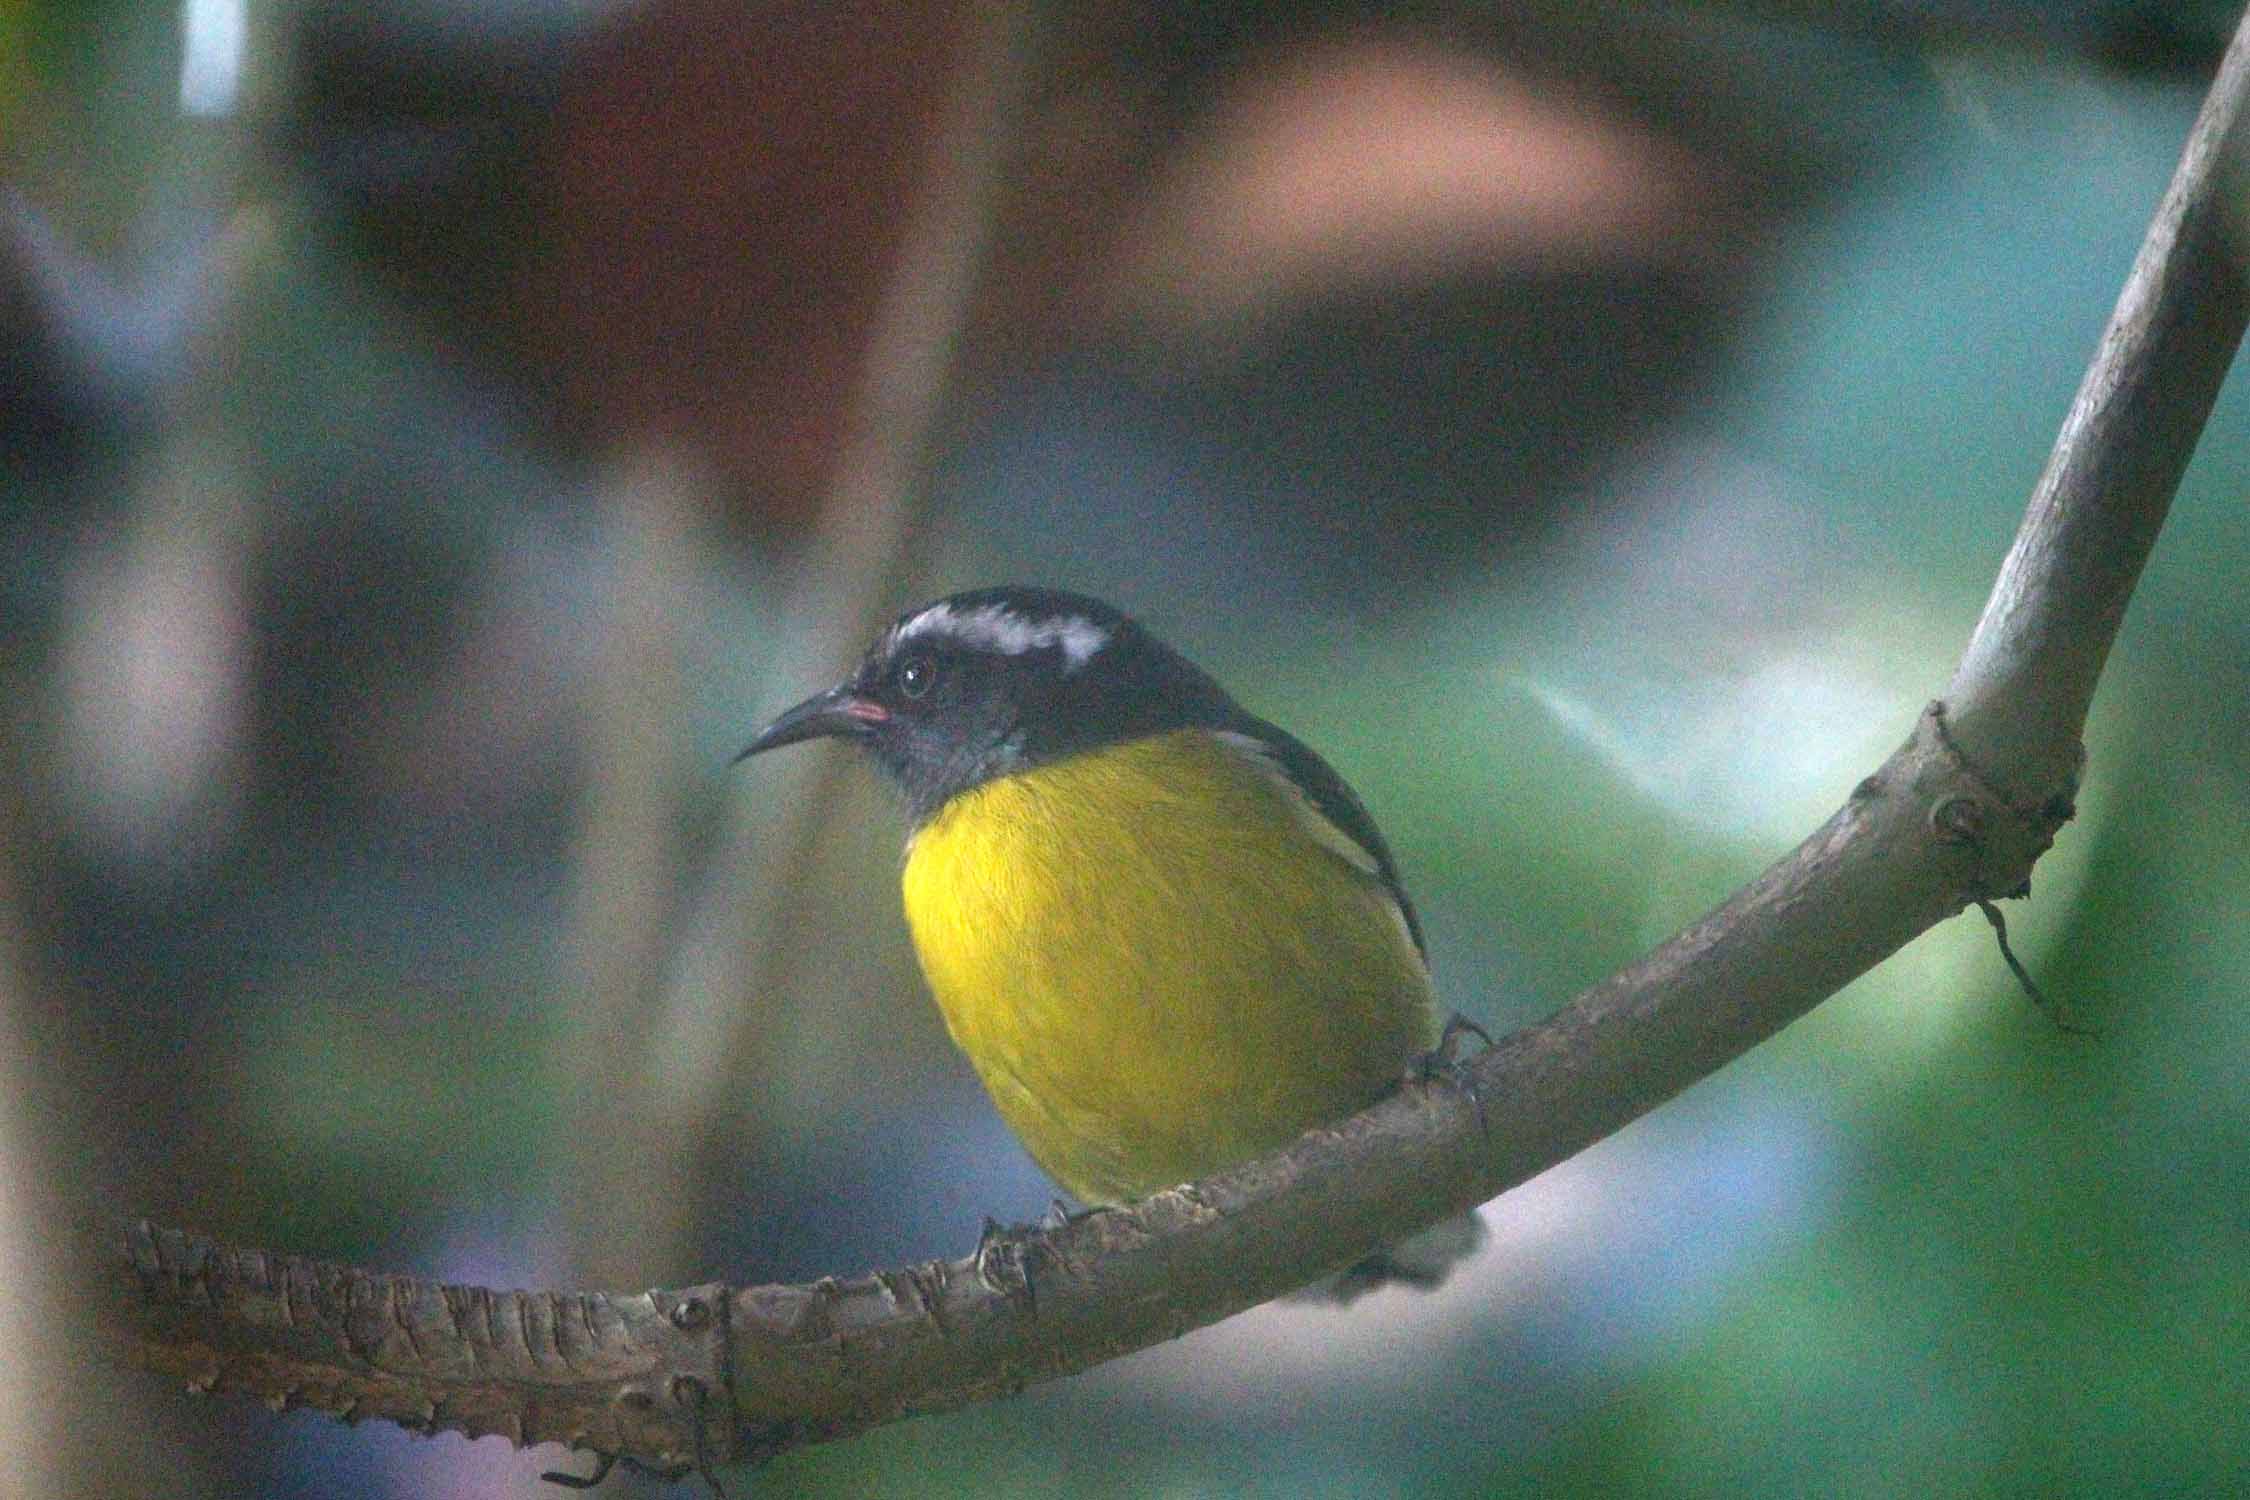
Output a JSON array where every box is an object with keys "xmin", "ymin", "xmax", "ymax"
[{"xmin": 738, "ymin": 587, "xmax": 1236, "ymax": 820}]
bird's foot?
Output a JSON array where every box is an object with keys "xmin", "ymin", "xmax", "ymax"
[
  {"xmin": 1408, "ymin": 1011, "xmax": 1495, "ymax": 1135},
  {"xmin": 973, "ymin": 1215, "xmax": 1040, "ymax": 1314}
]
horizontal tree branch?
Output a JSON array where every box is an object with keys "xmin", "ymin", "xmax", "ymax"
[
  {"xmin": 109, "ymin": 1224, "xmax": 733, "ymax": 1466},
  {"xmin": 98, "ymin": 1, "xmax": 2250, "ymax": 1482}
]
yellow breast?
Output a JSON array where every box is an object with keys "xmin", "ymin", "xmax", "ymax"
[{"xmin": 900, "ymin": 728, "xmax": 1434, "ymax": 1205}]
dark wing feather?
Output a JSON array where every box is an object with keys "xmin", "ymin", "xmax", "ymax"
[{"xmin": 1214, "ymin": 714, "xmax": 1429, "ymax": 962}]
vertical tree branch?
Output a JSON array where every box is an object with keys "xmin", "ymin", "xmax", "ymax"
[{"xmin": 1945, "ymin": 19, "xmax": 2250, "ymax": 791}]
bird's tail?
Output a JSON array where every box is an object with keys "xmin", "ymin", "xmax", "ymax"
[{"xmin": 1300, "ymin": 1209, "xmax": 1487, "ymax": 1304}]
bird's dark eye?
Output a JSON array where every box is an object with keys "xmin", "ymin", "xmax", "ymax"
[{"xmin": 895, "ymin": 652, "xmax": 938, "ymax": 699}]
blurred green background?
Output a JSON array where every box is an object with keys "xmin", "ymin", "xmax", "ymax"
[{"xmin": 2, "ymin": 1, "xmax": 2246, "ymax": 1496}]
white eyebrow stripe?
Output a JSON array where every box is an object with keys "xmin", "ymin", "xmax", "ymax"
[{"xmin": 896, "ymin": 602, "xmax": 1110, "ymax": 668}]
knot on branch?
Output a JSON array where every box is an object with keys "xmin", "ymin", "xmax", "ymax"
[{"xmin": 1916, "ymin": 701, "xmax": 2078, "ymax": 904}]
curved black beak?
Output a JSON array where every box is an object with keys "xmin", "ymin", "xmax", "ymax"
[{"xmin": 734, "ymin": 683, "xmax": 890, "ymax": 763}]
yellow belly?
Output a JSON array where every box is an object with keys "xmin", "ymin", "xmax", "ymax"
[{"xmin": 900, "ymin": 729, "xmax": 1435, "ymax": 1205}]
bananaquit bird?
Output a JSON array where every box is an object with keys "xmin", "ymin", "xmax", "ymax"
[{"xmin": 740, "ymin": 586, "xmax": 1482, "ymax": 1292}]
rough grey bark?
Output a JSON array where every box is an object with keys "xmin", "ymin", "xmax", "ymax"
[{"xmin": 112, "ymin": 1223, "xmax": 735, "ymax": 1473}]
